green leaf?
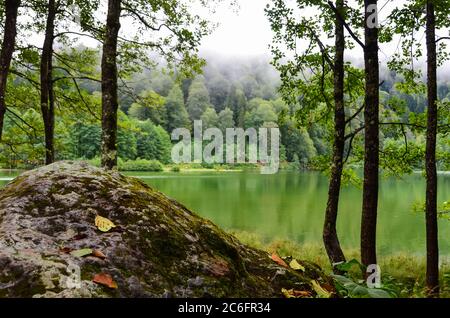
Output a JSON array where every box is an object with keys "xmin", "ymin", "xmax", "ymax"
[
  {"xmin": 334, "ymin": 259, "xmax": 364, "ymax": 273},
  {"xmin": 351, "ymin": 285, "xmax": 370, "ymax": 297},
  {"xmin": 367, "ymin": 288, "xmax": 392, "ymax": 298},
  {"xmin": 70, "ymin": 248, "xmax": 93, "ymax": 257},
  {"xmin": 332, "ymin": 274, "xmax": 394, "ymax": 298}
]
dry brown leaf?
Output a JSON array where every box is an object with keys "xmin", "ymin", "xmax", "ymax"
[
  {"xmin": 271, "ymin": 253, "xmax": 288, "ymax": 268},
  {"xmin": 281, "ymin": 288, "xmax": 312, "ymax": 298},
  {"xmin": 92, "ymin": 249, "xmax": 106, "ymax": 259},
  {"xmin": 293, "ymin": 290, "xmax": 312, "ymax": 298},
  {"xmin": 92, "ymin": 273, "xmax": 118, "ymax": 289}
]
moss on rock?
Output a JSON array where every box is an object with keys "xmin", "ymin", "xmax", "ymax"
[{"xmin": 0, "ymin": 161, "xmax": 333, "ymax": 298}]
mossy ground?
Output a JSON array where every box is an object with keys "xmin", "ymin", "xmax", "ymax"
[{"xmin": 231, "ymin": 230, "xmax": 450, "ymax": 298}]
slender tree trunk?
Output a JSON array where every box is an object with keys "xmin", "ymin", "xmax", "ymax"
[
  {"xmin": 361, "ymin": 0, "xmax": 379, "ymax": 268},
  {"xmin": 0, "ymin": 0, "xmax": 20, "ymax": 141},
  {"xmin": 425, "ymin": 0, "xmax": 439, "ymax": 297},
  {"xmin": 40, "ymin": 0, "xmax": 56, "ymax": 165},
  {"xmin": 101, "ymin": 0, "xmax": 121, "ymax": 170},
  {"xmin": 323, "ymin": 0, "xmax": 346, "ymax": 268}
]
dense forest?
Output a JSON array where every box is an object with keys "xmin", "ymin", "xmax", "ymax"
[
  {"xmin": 1, "ymin": 50, "xmax": 449, "ymax": 172},
  {"xmin": 0, "ymin": 0, "xmax": 449, "ymax": 300}
]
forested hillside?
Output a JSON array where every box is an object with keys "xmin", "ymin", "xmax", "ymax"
[{"xmin": 1, "ymin": 49, "xmax": 449, "ymax": 171}]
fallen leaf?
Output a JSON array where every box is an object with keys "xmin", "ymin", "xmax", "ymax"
[
  {"xmin": 281, "ymin": 288, "xmax": 295, "ymax": 298},
  {"xmin": 321, "ymin": 283, "xmax": 334, "ymax": 292},
  {"xmin": 95, "ymin": 215, "xmax": 116, "ymax": 232},
  {"xmin": 93, "ymin": 273, "xmax": 118, "ymax": 289},
  {"xmin": 281, "ymin": 288, "xmax": 312, "ymax": 298},
  {"xmin": 271, "ymin": 253, "xmax": 288, "ymax": 268},
  {"xmin": 70, "ymin": 248, "xmax": 93, "ymax": 257},
  {"xmin": 293, "ymin": 290, "xmax": 312, "ymax": 298},
  {"xmin": 92, "ymin": 249, "xmax": 106, "ymax": 259},
  {"xmin": 311, "ymin": 280, "xmax": 332, "ymax": 298},
  {"xmin": 289, "ymin": 259, "xmax": 305, "ymax": 272}
]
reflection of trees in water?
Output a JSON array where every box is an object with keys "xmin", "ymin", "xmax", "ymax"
[{"xmin": 135, "ymin": 172, "xmax": 450, "ymax": 255}]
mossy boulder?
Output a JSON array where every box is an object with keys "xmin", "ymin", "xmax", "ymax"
[{"xmin": 0, "ymin": 161, "xmax": 332, "ymax": 298}]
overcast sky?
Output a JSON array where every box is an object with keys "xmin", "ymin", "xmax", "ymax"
[
  {"xmin": 24, "ymin": 0, "xmax": 449, "ymax": 77},
  {"xmin": 199, "ymin": 0, "xmax": 272, "ymax": 56},
  {"xmin": 196, "ymin": 0, "xmax": 450, "ymax": 79},
  {"xmin": 199, "ymin": 0, "xmax": 401, "ymax": 59}
]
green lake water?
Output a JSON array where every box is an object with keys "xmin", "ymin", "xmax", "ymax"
[{"xmin": 1, "ymin": 170, "xmax": 449, "ymax": 256}]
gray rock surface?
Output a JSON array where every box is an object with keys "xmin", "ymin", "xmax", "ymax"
[{"xmin": 0, "ymin": 161, "xmax": 330, "ymax": 298}]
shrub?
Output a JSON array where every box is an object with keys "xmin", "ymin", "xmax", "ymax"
[
  {"xmin": 119, "ymin": 159, "xmax": 163, "ymax": 172},
  {"xmin": 171, "ymin": 166, "xmax": 181, "ymax": 172},
  {"xmin": 87, "ymin": 157, "xmax": 101, "ymax": 167}
]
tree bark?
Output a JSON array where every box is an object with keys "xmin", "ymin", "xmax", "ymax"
[
  {"xmin": 40, "ymin": 0, "xmax": 56, "ymax": 165},
  {"xmin": 425, "ymin": 0, "xmax": 439, "ymax": 297},
  {"xmin": 361, "ymin": 0, "xmax": 379, "ymax": 268},
  {"xmin": 0, "ymin": 0, "xmax": 21, "ymax": 141},
  {"xmin": 323, "ymin": 0, "xmax": 346, "ymax": 268},
  {"xmin": 101, "ymin": 0, "xmax": 121, "ymax": 170}
]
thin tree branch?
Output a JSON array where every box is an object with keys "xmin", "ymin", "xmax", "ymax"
[
  {"xmin": 436, "ymin": 36, "xmax": 450, "ymax": 43},
  {"xmin": 327, "ymin": 1, "xmax": 365, "ymax": 50}
]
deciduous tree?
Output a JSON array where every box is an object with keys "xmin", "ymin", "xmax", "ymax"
[{"xmin": 0, "ymin": 0, "xmax": 21, "ymax": 141}]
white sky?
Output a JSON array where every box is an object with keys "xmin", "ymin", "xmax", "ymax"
[
  {"xmin": 199, "ymin": 0, "xmax": 272, "ymax": 56},
  {"xmin": 197, "ymin": 0, "xmax": 450, "ymax": 79},
  {"xmin": 22, "ymin": 0, "xmax": 450, "ymax": 77}
]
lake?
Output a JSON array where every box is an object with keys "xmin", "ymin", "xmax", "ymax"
[{"xmin": 1, "ymin": 169, "xmax": 449, "ymax": 256}]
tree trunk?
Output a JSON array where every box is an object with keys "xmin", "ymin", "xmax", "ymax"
[
  {"xmin": 361, "ymin": 0, "xmax": 379, "ymax": 268},
  {"xmin": 323, "ymin": 0, "xmax": 346, "ymax": 268},
  {"xmin": 101, "ymin": 0, "xmax": 121, "ymax": 170},
  {"xmin": 40, "ymin": 0, "xmax": 56, "ymax": 165},
  {"xmin": 0, "ymin": 0, "xmax": 20, "ymax": 141},
  {"xmin": 425, "ymin": 0, "xmax": 439, "ymax": 297}
]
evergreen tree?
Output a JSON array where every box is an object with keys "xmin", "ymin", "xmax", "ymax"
[
  {"xmin": 186, "ymin": 77, "xmax": 212, "ymax": 121},
  {"xmin": 165, "ymin": 85, "xmax": 190, "ymax": 132}
]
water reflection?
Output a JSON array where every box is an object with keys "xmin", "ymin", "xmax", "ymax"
[{"xmin": 0, "ymin": 170, "xmax": 449, "ymax": 256}]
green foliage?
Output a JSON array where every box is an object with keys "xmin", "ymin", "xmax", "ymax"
[
  {"xmin": 128, "ymin": 90, "xmax": 166, "ymax": 126},
  {"xmin": 164, "ymin": 84, "xmax": 190, "ymax": 132},
  {"xmin": 280, "ymin": 119, "xmax": 317, "ymax": 165},
  {"xmin": 217, "ymin": 107, "xmax": 234, "ymax": 133},
  {"xmin": 119, "ymin": 159, "xmax": 163, "ymax": 172},
  {"xmin": 244, "ymin": 99, "xmax": 277, "ymax": 128},
  {"xmin": 332, "ymin": 275, "xmax": 396, "ymax": 298},
  {"xmin": 135, "ymin": 120, "xmax": 172, "ymax": 164},
  {"xmin": 171, "ymin": 165, "xmax": 181, "ymax": 172},
  {"xmin": 187, "ymin": 77, "xmax": 212, "ymax": 120},
  {"xmin": 200, "ymin": 107, "xmax": 218, "ymax": 129},
  {"xmin": 67, "ymin": 122, "xmax": 101, "ymax": 159}
]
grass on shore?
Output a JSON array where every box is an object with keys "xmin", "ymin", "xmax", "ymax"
[{"xmin": 230, "ymin": 230, "xmax": 450, "ymax": 298}]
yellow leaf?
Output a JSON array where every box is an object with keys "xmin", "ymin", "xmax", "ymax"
[
  {"xmin": 311, "ymin": 280, "xmax": 332, "ymax": 298},
  {"xmin": 281, "ymin": 288, "xmax": 312, "ymax": 298},
  {"xmin": 289, "ymin": 259, "xmax": 305, "ymax": 272},
  {"xmin": 95, "ymin": 215, "xmax": 116, "ymax": 232},
  {"xmin": 281, "ymin": 288, "xmax": 295, "ymax": 298}
]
